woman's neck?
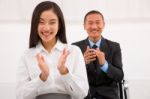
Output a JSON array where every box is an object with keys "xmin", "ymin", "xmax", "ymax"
[{"xmin": 42, "ymin": 38, "xmax": 57, "ymax": 53}]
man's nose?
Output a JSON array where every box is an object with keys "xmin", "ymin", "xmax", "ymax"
[{"xmin": 91, "ymin": 23, "xmax": 97, "ymax": 29}]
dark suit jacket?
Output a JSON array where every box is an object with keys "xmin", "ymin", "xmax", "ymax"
[{"xmin": 72, "ymin": 37, "xmax": 124, "ymax": 99}]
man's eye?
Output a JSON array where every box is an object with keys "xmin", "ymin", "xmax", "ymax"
[
  {"xmin": 96, "ymin": 22, "xmax": 100, "ymax": 25},
  {"xmin": 88, "ymin": 22, "xmax": 93, "ymax": 25}
]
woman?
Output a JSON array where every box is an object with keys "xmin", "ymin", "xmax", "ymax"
[{"xmin": 16, "ymin": 1, "xmax": 89, "ymax": 99}]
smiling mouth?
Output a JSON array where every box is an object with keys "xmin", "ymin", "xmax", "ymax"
[
  {"xmin": 43, "ymin": 32, "xmax": 49, "ymax": 36},
  {"xmin": 42, "ymin": 32, "xmax": 53, "ymax": 36},
  {"xmin": 91, "ymin": 30, "xmax": 98, "ymax": 33}
]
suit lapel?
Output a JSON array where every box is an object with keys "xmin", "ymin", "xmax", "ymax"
[
  {"xmin": 81, "ymin": 38, "xmax": 91, "ymax": 53},
  {"xmin": 100, "ymin": 38, "xmax": 110, "ymax": 60}
]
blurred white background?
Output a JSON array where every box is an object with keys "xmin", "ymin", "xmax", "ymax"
[{"xmin": 0, "ymin": 0, "xmax": 150, "ymax": 99}]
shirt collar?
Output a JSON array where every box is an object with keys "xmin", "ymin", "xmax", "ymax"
[
  {"xmin": 35, "ymin": 39, "xmax": 64, "ymax": 56},
  {"xmin": 88, "ymin": 38, "xmax": 101, "ymax": 48},
  {"xmin": 54, "ymin": 39, "xmax": 64, "ymax": 51}
]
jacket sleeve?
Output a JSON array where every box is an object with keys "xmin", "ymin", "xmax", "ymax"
[{"xmin": 106, "ymin": 43, "xmax": 124, "ymax": 82}]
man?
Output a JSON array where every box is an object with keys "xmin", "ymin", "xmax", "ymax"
[{"xmin": 72, "ymin": 10, "xmax": 124, "ymax": 99}]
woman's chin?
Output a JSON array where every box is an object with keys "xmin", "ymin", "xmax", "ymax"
[{"xmin": 41, "ymin": 38, "xmax": 51, "ymax": 43}]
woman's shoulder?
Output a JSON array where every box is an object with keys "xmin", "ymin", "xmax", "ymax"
[
  {"xmin": 65, "ymin": 44, "xmax": 82, "ymax": 53},
  {"xmin": 21, "ymin": 47, "xmax": 37, "ymax": 57}
]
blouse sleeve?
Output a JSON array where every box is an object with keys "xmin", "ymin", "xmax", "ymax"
[
  {"xmin": 60, "ymin": 46, "xmax": 89, "ymax": 99},
  {"xmin": 16, "ymin": 53, "xmax": 44, "ymax": 99}
]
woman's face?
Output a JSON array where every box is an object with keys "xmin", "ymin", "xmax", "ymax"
[{"xmin": 38, "ymin": 9, "xmax": 59, "ymax": 43}]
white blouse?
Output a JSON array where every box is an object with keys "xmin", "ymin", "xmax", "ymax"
[{"xmin": 16, "ymin": 40, "xmax": 89, "ymax": 99}]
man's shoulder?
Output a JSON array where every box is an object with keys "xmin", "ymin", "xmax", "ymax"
[
  {"xmin": 104, "ymin": 38, "xmax": 120, "ymax": 49},
  {"xmin": 105, "ymin": 38, "xmax": 119, "ymax": 45}
]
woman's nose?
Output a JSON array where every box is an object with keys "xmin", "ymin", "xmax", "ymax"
[{"xmin": 44, "ymin": 23, "xmax": 50, "ymax": 31}]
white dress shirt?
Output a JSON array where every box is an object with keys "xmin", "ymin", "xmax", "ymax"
[{"xmin": 16, "ymin": 40, "xmax": 89, "ymax": 99}]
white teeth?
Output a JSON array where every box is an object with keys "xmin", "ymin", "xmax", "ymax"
[
  {"xmin": 92, "ymin": 31, "xmax": 97, "ymax": 33},
  {"xmin": 43, "ymin": 32, "xmax": 50, "ymax": 36},
  {"xmin": 91, "ymin": 30, "xmax": 97, "ymax": 32}
]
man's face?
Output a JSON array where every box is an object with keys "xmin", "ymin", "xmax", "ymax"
[{"xmin": 84, "ymin": 13, "xmax": 105, "ymax": 41}]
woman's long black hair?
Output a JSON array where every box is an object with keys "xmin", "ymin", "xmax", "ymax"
[{"xmin": 29, "ymin": 1, "xmax": 67, "ymax": 48}]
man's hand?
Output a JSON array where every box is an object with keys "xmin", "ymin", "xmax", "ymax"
[
  {"xmin": 84, "ymin": 46, "xmax": 97, "ymax": 64},
  {"xmin": 94, "ymin": 48, "xmax": 106, "ymax": 65}
]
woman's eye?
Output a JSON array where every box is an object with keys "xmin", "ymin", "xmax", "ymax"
[
  {"xmin": 39, "ymin": 21, "xmax": 44, "ymax": 24},
  {"xmin": 49, "ymin": 21, "xmax": 56, "ymax": 25}
]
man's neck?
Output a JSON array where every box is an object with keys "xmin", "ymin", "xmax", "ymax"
[{"xmin": 88, "ymin": 36, "xmax": 101, "ymax": 43}]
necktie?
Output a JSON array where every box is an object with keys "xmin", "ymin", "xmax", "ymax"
[
  {"xmin": 92, "ymin": 44, "xmax": 98, "ymax": 65},
  {"xmin": 92, "ymin": 44, "xmax": 97, "ymax": 49},
  {"xmin": 92, "ymin": 45, "xmax": 98, "ymax": 86}
]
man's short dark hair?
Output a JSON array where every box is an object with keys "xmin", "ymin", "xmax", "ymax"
[{"xmin": 84, "ymin": 10, "xmax": 104, "ymax": 23}]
